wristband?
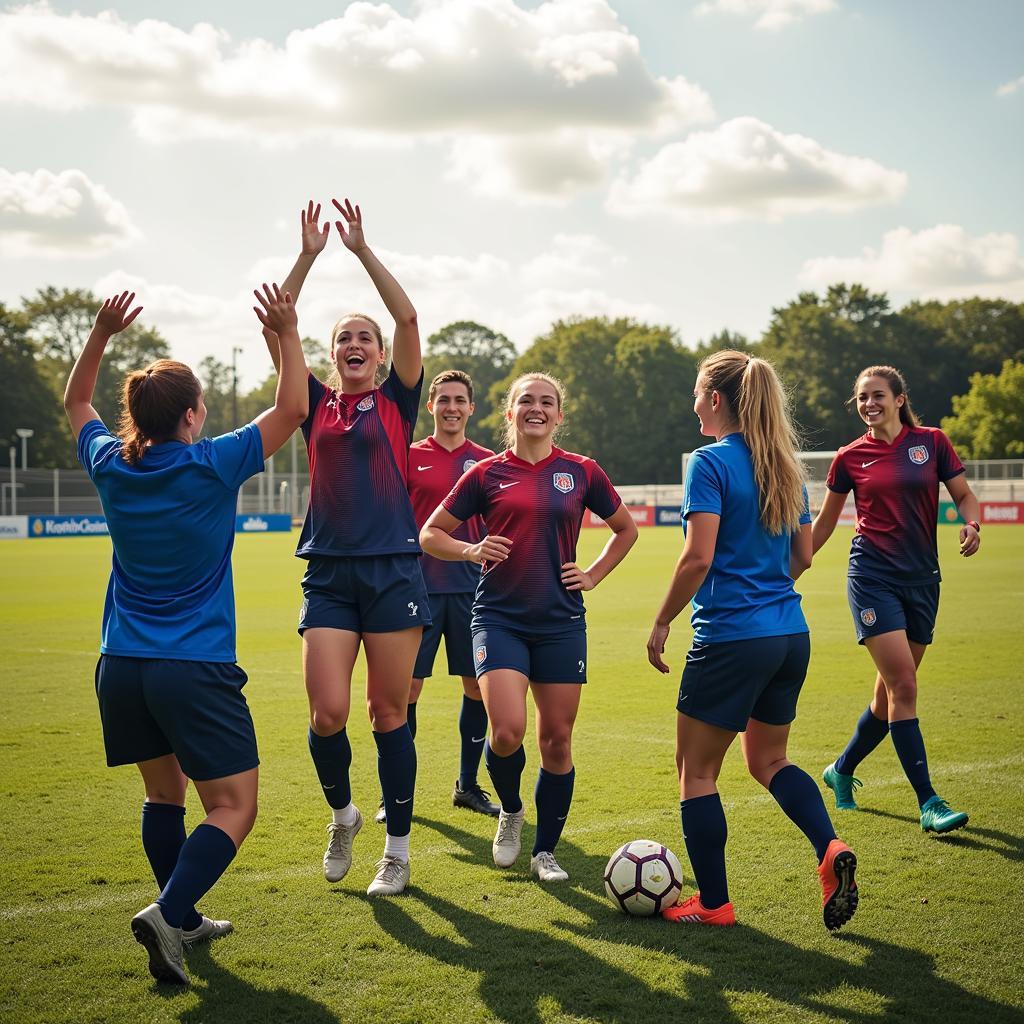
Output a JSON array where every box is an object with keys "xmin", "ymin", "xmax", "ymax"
[{"xmin": 967, "ymin": 520, "xmax": 981, "ymax": 533}]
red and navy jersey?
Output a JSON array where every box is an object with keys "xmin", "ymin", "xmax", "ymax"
[
  {"xmin": 826, "ymin": 425, "xmax": 964, "ymax": 584},
  {"xmin": 297, "ymin": 366, "xmax": 423, "ymax": 558},
  {"xmin": 409, "ymin": 436, "xmax": 494, "ymax": 594},
  {"xmin": 442, "ymin": 447, "xmax": 622, "ymax": 633}
]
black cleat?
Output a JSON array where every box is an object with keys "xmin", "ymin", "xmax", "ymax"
[{"xmin": 453, "ymin": 780, "xmax": 500, "ymax": 816}]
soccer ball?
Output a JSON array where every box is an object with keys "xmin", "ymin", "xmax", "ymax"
[{"xmin": 604, "ymin": 839, "xmax": 684, "ymax": 916}]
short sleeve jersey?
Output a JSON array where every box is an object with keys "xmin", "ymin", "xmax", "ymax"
[
  {"xmin": 826, "ymin": 424, "xmax": 965, "ymax": 584},
  {"xmin": 297, "ymin": 366, "xmax": 423, "ymax": 558},
  {"xmin": 77, "ymin": 418, "xmax": 264, "ymax": 662},
  {"xmin": 442, "ymin": 447, "xmax": 621, "ymax": 633},
  {"xmin": 408, "ymin": 436, "xmax": 494, "ymax": 594},
  {"xmin": 683, "ymin": 433, "xmax": 810, "ymax": 644}
]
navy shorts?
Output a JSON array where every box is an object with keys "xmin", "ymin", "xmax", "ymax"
[
  {"xmin": 414, "ymin": 591, "xmax": 475, "ymax": 679},
  {"xmin": 94, "ymin": 655, "xmax": 259, "ymax": 782},
  {"xmin": 471, "ymin": 624, "xmax": 587, "ymax": 683},
  {"xmin": 676, "ymin": 632, "xmax": 810, "ymax": 733},
  {"xmin": 299, "ymin": 554, "xmax": 431, "ymax": 634},
  {"xmin": 847, "ymin": 576, "xmax": 939, "ymax": 646}
]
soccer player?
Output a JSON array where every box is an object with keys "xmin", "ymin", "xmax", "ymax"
[
  {"xmin": 261, "ymin": 200, "xmax": 427, "ymax": 896},
  {"xmin": 647, "ymin": 350, "xmax": 857, "ymax": 931},
  {"xmin": 375, "ymin": 370, "xmax": 498, "ymax": 825},
  {"xmin": 420, "ymin": 372, "xmax": 638, "ymax": 883},
  {"xmin": 65, "ymin": 284, "xmax": 308, "ymax": 984},
  {"xmin": 812, "ymin": 365, "xmax": 981, "ymax": 833}
]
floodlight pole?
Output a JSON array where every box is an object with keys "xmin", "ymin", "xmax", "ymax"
[
  {"xmin": 231, "ymin": 347, "xmax": 243, "ymax": 428},
  {"xmin": 9, "ymin": 446, "xmax": 16, "ymax": 515},
  {"xmin": 16, "ymin": 427, "xmax": 33, "ymax": 470}
]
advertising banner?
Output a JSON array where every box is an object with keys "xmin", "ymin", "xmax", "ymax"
[
  {"xmin": 584, "ymin": 505, "xmax": 654, "ymax": 528},
  {"xmin": 29, "ymin": 515, "xmax": 109, "ymax": 538},
  {"xmin": 0, "ymin": 515, "xmax": 28, "ymax": 540},
  {"xmin": 235, "ymin": 514, "xmax": 292, "ymax": 533}
]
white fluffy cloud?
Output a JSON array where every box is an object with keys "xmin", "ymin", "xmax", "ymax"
[
  {"xmin": 798, "ymin": 224, "xmax": 1024, "ymax": 299},
  {"xmin": 606, "ymin": 116, "xmax": 906, "ymax": 223},
  {"xmin": 996, "ymin": 74, "xmax": 1024, "ymax": 97},
  {"xmin": 0, "ymin": 1, "xmax": 713, "ymax": 201},
  {"xmin": 694, "ymin": 0, "xmax": 836, "ymax": 31},
  {"xmin": 0, "ymin": 168, "xmax": 139, "ymax": 256}
]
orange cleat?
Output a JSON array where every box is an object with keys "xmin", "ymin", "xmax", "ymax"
[
  {"xmin": 662, "ymin": 892, "xmax": 737, "ymax": 926},
  {"xmin": 818, "ymin": 839, "xmax": 858, "ymax": 931}
]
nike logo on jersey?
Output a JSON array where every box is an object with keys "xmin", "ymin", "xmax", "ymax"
[
  {"xmin": 417, "ymin": 465, "xmax": 432, "ymax": 470},
  {"xmin": 861, "ymin": 460, "xmax": 879, "ymax": 468},
  {"xmin": 498, "ymin": 481, "xmax": 520, "ymax": 490}
]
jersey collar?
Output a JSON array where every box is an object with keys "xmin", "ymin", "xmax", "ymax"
[{"xmin": 502, "ymin": 446, "xmax": 563, "ymax": 472}]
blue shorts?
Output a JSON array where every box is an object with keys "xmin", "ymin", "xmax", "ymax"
[
  {"xmin": 414, "ymin": 592, "xmax": 475, "ymax": 679},
  {"xmin": 471, "ymin": 625, "xmax": 587, "ymax": 683},
  {"xmin": 676, "ymin": 632, "xmax": 810, "ymax": 733},
  {"xmin": 847, "ymin": 576, "xmax": 939, "ymax": 646},
  {"xmin": 299, "ymin": 554, "xmax": 431, "ymax": 634},
  {"xmin": 94, "ymin": 655, "xmax": 259, "ymax": 781}
]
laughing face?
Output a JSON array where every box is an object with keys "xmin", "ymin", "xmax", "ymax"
[
  {"xmin": 856, "ymin": 374, "xmax": 903, "ymax": 433},
  {"xmin": 430, "ymin": 381, "xmax": 474, "ymax": 438},
  {"xmin": 332, "ymin": 317, "xmax": 385, "ymax": 391},
  {"xmin": 509, "ymin": 379, "xmax": 563, "ymax": 442}
]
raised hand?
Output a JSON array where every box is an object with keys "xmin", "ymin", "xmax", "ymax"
[
  {"xmin": 332, "ymin": 197, "xmax": 366, "ymax": 253},
  {"xmin": 253, "ymin": 282, "xmax": 297, "ymax": 334},
  {"xmin": 94, "ymin": 291, "xmax": 143, "ymax": 336},
  {"xmin": 300, "ymin": 200, "xmax": 330, "ymax": 257}
]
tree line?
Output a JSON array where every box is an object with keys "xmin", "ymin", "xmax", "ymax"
[{"xmin": 2, "ymin": 283, "xmax": 1021, "ymax": 482}]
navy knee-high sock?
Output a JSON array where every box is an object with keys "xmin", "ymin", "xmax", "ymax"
[
  {"xmin": 374, "ymin": 724, "xmax": 417, "ymax": 838},
  {"xmin": 484, "ymin": 741, "xmax": 526, "ymax": 814},
  {"xmin": 459, "ymin": 696, "xmax": 488, "ymax": 789},
  {"xmin": 141, "ymin": 802, "xmax": 201, "ymax": 931},
  {"xmin": 532, "ymin": 767, "xmax": 575, "ymax": 855},
  {"xmin": 308, "ymin": 727, "xmax": 353, "ymax": 809},
  {"xmin": 889, "ymin": 718, "xmax": 937, "ymax": 806},
  {"xmin": 407, "ymin": 702, "xmax": 418, "ymax": 741},
  {"xmin": 157, "ymin": 824, "xmax": 237, "ymax": 929},
  {"xmin": 834, "ymin": 704, "xmax": 889, "ymax": 775},
  {"xmin": 768, "ymin": 764, "xmax": 838, "ymax": 863},
  {"xmin": 680, "ymin": 793, "xmax": 729, "ymax": 910}
]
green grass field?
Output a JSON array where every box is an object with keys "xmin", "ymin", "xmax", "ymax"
[{"xmin": 1, "ymin": 527, "xmax": 1022, "ymax": 1024}]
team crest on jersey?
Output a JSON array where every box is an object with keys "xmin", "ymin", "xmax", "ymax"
[
  {"xmin": 356, "ymin": 395, "xmax": 375, "ymax": 412},
  {"xmin": 475, "ymin": 645, "xmax": 487, "ymax": 664},
  {"xmin": 908, "ymin": 445, "xmax": 929, "ymax": 465},
  {"xmin": 553, "ymin": 472, "xmax": 575, "ymax": 493},
  {"xmin": 463, "ymin": 459, "xmax": 477, "ymax": 473},
  {"xmin": 860, "ymin": 607, "xmax": 877, "ymax": 627}
]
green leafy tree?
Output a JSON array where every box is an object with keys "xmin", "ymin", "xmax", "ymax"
[
  {"xmin": 941, "ymin": 360, "xmax": 1024, "ymax": 458},
  {"xmin": 415, "ymin": 322, "xmax": 516, "ymax": 443}
]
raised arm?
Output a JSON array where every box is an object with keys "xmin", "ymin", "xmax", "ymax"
[
  {"xmin": 334, "ymin": 198, "xmax": 421, "ymax": 388},
  {"xmin": 251, "ymin": 283, "xmax": 308, "ymax": 457},
  {"xmin": 64, "ymin": 291, "xmax": 143, "ymax": 439},
  {"xmin": 263, "ymin": 201, "xmax": 329, "ymax": 372},
  {"xmin": 812, "ymin": 489, "xmax": 847, "ymax": 554}
]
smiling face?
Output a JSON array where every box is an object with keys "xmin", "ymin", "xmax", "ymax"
[
  {"xmin": 508, "ymin": 379, "xmax": 563, "ymax": 443},
  {"xmin": 856, "ymin": 374, "xmax": 903, "ymax": 432},
  {"xmin": 331, "ymin": 316, "xmax": 385, "ymax": 391},
  {"xmin": 429, "ymin": 381, "xmax": 474, "ymax": 438},
  {"xmin": 693, "ymin": 372, "xmax": 728, "ymax": 438}
]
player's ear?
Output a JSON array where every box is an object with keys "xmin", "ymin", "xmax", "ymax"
[{"xmin": 426, "ymin": 400, "xmax": 434, "ymax": 415}]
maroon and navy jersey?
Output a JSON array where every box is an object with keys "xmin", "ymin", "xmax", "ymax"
[
  {"xmin": 409, "ymin": 436, "xmax": 494, "ymax": 594},
  {"xmin": 297, "ymin": 366, "xmax": 422, "ymax": 558},
  {"xmin": 826, "ymin": 425, "xmax": 964, "ymax": 584},
  {"xmin": 442, "ymin": 447, "xmax": 622, "ymax": 633}
]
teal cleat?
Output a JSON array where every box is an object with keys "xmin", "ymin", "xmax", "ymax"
[
  {"xmin": 920, "ymin": 795, "xmax": 969, "ymax": 834},
  {"xmin": 822, "ymin": 763, "xmax": 862, "ymax": 810}
]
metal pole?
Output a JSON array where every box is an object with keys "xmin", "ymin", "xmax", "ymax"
[
  {"xmin": 9, "ymin": 447, "xmax": 16, "ymax": 516},
  {"xmin": 267, "ymin": 454, "xmax": 275, "ymax": 513},
  {"xmin": 53, "ymin": 468, "xmax": 59, "ymax": 514},
  {"xmin": 231, "ymin": 346, "xmax": 243, "ymax": 429}
]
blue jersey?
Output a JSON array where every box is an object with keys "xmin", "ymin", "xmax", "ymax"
[
  {"xmin": 297, "ymin": 367, "xmax": 422, "ymax": 558},
  {"xmin": 683, "ymin": 434, "xmax": 810, "ymax": 644},
  {"xmin": 77, "ymin": 419, "xmax": 264, "ymax": 662}
]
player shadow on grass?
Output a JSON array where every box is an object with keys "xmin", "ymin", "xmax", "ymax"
[
  {"xmin": 151, "ymin": 943, "xmax": 341, "ymax": 1023},
  {"xmin": 408, "ymin": 816, "xmax": 1024, "ymax": 1024},
  {"xmin": 855, "ymin": 807, "xmax": 1024, "ymax": 862}
]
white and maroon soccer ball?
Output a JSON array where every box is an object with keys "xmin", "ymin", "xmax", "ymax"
[{"xmin": 604, "ymin": 840, "xmax": 684, "ymax": 916}]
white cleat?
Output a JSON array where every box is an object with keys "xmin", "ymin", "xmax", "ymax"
[
  {"xmin": 130, "ymin": 903, "xmax": 188, "ymax": 986},
  {"xmin": 530, "ymin": 851, "xmax": 569, "ymax": 883},
  {"xmin": 181, "ymin": 915, "xmax": 233, "ymax": 946},
  {"xmin": 492, "ymin": 809, "xmax": 525, "ymax": 868},
  {"xmin": 324, "ymin": 808, "xmax": 363, "ymax": 883},
  {"xmin": 367, "ymin": 854, "xmax": 410, "ymax": 896}
]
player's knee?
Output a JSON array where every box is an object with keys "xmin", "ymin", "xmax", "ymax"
[
  {"xmin": 409, "ymin": 677, "xmax": 425, "ymax": 703},
  {"xmin": 745, "ymin": 754, "xmax": 786, "ymax": 789},
  {"xmin": 537, "ymin": 730, "xmax": 571, "ymax": 766},
  {"xmin": 310, "ymin": 706, "xmax": 347, "ymax": 736},
  {"xmin": 462, "ymin": 676, "xmax": 482, "ymax": 700},
  {"xmin": 489, "ymin": 724, "xmax": 525, "ymax": 756},
  {"xmin": 884, "ymin": 672, "xmax": 917, "ymax": 705}
]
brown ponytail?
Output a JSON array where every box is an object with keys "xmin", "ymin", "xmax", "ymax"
[
  {"xmin": 698, "ymin": 349, "xmax": 805, "ymax": 535},
  {"xmin": 117, "ymin": 360, "xmax": 202, "ymax": 464},
  {"xmin": 851, "ymin": 365, "xmax": 919, "ymax": 427}
]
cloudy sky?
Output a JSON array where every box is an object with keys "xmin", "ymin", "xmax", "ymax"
[{"xmin": 2, "ymin": 0, "xmax": 1022, "ymax": 384}]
